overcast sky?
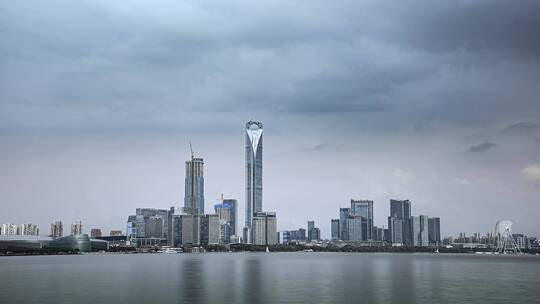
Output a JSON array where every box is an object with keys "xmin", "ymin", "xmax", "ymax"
[{"xmin": 1, "ymin": 0, "xmax": 539, "ymax": 238}]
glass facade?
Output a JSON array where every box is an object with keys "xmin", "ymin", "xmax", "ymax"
[{"xmin": 245, "ymin": 121, "xmax": 263, "ymax": 242}]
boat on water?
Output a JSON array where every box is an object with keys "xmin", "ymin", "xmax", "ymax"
[
  {"xmin": 157, "ymin": 247, "xmax": 182, "ymax": 254},
  {"xmin": 303, "ymin": 249, "xmax": 314, "ymax": 252},
  {"xmin": 265, "ymin": 246, "xmax": 270, "ymax": 253}
]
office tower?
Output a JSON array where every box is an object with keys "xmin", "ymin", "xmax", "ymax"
[
  {"xmin": 50, "ymin": 221, "xmax": 63, "ymax": 238},
  {"xmin": 296, "ymin": 228, "xmax": 306, "ymax": 242},
  {"xmin": 428, "ymin": 217, "xmax": 441, "ymax": 245},
  {"xmin": 181, "ymin": 214, "xmax": 200, "ymax": 245},
  {"xmin": 373, "ymin": 226, "xmax": 385, "ymax": 242},
  {"xmin": 245, "ymin": 121, "xmax": 263, "ymax": 243},
  {"xmin": 339, "ymin": 208, "xmax": 351, "ymax": 241},
  {"xmin": 215, "ymin": 203, "xmax": 231, "ymax": 222},
  {"xmin": 388, "ymin": 217, "xmax": 403, "ymax": 244},
  {"xmin": 307, "ymin": 221, "xmax": 320, "ymax": 242},
  {"xmin": 331, "ymin": 219, "xmax": 340, "ymax": 241},
  {"xmin": 389, "ymin": 199, "xmax": 412, "ymax": 245},
  {"xmin": 347, "ymin": 216, "xmax": 363, "ymax": 242},
  {"xmin": 19, "ymin": 224, "xmax": 39, "ymax": 236},
  {"xmin": 184, "ymin": 157, "xmax": 205, "ymax": 215},
  {"xmin": 134, "ymin": 208, "xmax": 171, "ymax": 240},
  {"xmin": 71, "ymin": 221, "xmax": 83, "ymax": 235},
  {"xmin": 90, "ymin": 229, "xmax": 102, "ymax": 238},
  {"xmin": 109, "ymin": 230, "xmax": 123, "ymax": 236},
  {"xmin": 146, "ymin": 216, "xmax": 164, "ymax": 238},
  {"xmin": 223, "ymin": 199, "xmax": 238, "ymax": 236},
  {"xmin": 411, "ymin": 215, "xmax": 429, "ymax": 247},
  {"xmin": 252, "ymin": 211, "xmax": 277, "ymax": 245},
  {"xmin": 200, "ymin": 214, "xmax": 220, "ymax": 245},
  {"xmin": 350, "ymin": 199, "xmax": 374, "ymax": 240}
]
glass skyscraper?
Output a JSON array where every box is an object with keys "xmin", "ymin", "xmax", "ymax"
[
  {"xmin": 350, "ymin": 199, "xmax": 374, "ymax": 240},
  {"xmin": 388, "ymin": 199, "xmax": 412, "ymax": 245},
  {"xmin": 184, "ymin": 157, "xmax": 204, "ymax": 215},
  {"xmin": 245, "ymin": 121, "xmax": 263, "ymax": 243}
]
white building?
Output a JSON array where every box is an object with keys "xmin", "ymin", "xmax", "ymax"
[
  {"xmin": 20, "ymin": 224, "xmax": 39, "ymax": 236},
  {"xmin": 252, "ymin": 211, "xmax": 277, "ymax": 245}
]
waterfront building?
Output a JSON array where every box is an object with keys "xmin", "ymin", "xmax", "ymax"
[
  {"xmin": 339, "ymin": 208, "xmax": 351, "ymax": 241},
  {"xmin": 200, "ymin": 214, "xmax": 220, "ymax": 245},
  {"xmin": 388, "ymin": 217, "xmax": 403, "ymax": 245},
  {"xmin": 389, "ymin": 199, "xmax": 412, "ymax": 245},
  {"xmin": 373, "ymin": 226, "xmax": 385, "ymax": 242},
  {"xmin": 331, "ymin": 219, "xmax": 340, "ymax": 241},
  {"xmin": 411, "ymin": 215, "xmax": 429, "ymax": 247},
  {"xmin": 428, "ymin": 217, "xmax": 441, "ymax": 245},
  {"xmin": 50, "ymin": 221, "xmax": 63, "ymax": 238},
  {"xmin": 223, "ymin": 199, "xmax": 238, "ymax": 237},
  {"xmin": 71, "ymin": 221, "xmax": 83, "ymax": 235},
  {"xmin": 307, "ymin": 221, "xmax": 321, "ymax": 242},
  {"xmin": 252, "ymin": 211, "xmax": 277, "ymax": 245},
  {"xmin": 350, "ymin": 199, "xmax": 374, "ymax": 240},
  {"xmin": 90, "ymin": 228, "xmax": 102, "ymax": 238},
  {"xmin": 245, "ymin": 121, "xmax": 264, "ymax": 243},
  {"xmin": 347, "ymin": 216, "xmax": 364, "ymax": 242},
  {"xmin": 184, "ymin": 156, "xmax": 205, "ymax": 215}
]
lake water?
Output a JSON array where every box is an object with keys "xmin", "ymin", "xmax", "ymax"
[{"xmin": 1, "ymin": 252, "xmax": 539, "ymax": 303}]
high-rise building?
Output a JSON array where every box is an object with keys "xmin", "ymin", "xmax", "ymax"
[
  {"xmin": 307, "ymin": 221, "xmax": 320, "ymax": 242},
  {"xmin": 339, "ymin": 208, "xmax": 351, "ymax": 241},
  {"xmin": 331, "ymin": 219, "xmax": 340, "ymax": 241},
  {"xmin": 350, "ymin": 199, "xmax": 374, "ymax": 240},
  {"xmin": 184, "ymin": 157, "xmax": 205, "ymax": 215},
  {"xmin": 223, "ymin": 199, "xmax": 238, "ymax": 237},
  {"xmin": 411, "ymin": 215, "xmax": 429, "ymax": 247},
  {"xmin": 90, "ymin": 228, "xmax": 102, "ymax": 238},
  {"xmin": 388, "ymin": 217, "xmax": 403, "ymax": 245},
  {"xmin": 389, "ymin": 199, "xmax": 412, "ymax": 245},
  {"xmin": 347, "ymin": 216, "xmax": 363, "ymax": 242},
  {"xmin": 200, "ymin": 214, "xmax": 220, "ymax": 245},
  {"xmin": 252, "ymin": 211, "xmax": 277, "ymax": 245},
  {"xmin": 245, "ymin": 121, "xmax": 264, "ymax": 243},
  {"xmin": 71, "ymin": 221, "xmax": 83, "ymax": 235},
  {"xmin": 50, "ymin": 221, "xmax": 63, "ymax": 238},
  {"xmin": 428, "ymin": 217, "xmax": 441, "ymax": 245}
]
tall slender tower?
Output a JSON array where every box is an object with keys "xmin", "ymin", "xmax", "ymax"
[
  {"xmin": 245, "ymin": 121, "xmax": 263, "ymax": 243},
  {"xmin": 184, "ymin": 146, "xmax": 205, "ymax": 215}
]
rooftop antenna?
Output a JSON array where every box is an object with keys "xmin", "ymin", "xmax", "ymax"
[{"xmin": 189, "ymin": 140, "xmax": 194, "ymax": 160}]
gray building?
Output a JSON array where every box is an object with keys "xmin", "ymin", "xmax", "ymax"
[
  {"xmin": 307, "ymin": 221, "xmax": 320, "ymax": 242},
  {"xmin": 411, "ymin": 215, "xmax": 429, "ymax": 247},
  {"xmin": 389, "ymin": 217, "xmax": 403, "ymax": 245},
  {"xmin": 184, "ymin": 157, "xmax": 205, "ymax": 215},
  {"xmin": 347, "ymin": 216, "xmax": 363, "ymax": 242},
  {"xmin": 350, "ymin": 199, "xmax": 374, "ymax": 240},
  {"xmin": 71, "ymin": 221, "xmax": 83, "ymax": 235},
  {"xmin": 428, "ymin": 217, "xmax": 441, "ymax": 245},
  {"xmin": 389, "ymin": 199, "xmax": 412, "ymax": 245},
  {"xmin": 339, "ymin": 208, "xmax": 351, "ymax": 241},
  {"xmin": 245, "ymin": 121, "xmax": 264, "ymax": 243},
  {"xmin": 331, "ymin": 219, "xmax": 340, "ymax": 241},
  {"xmin": 200, "ymin": 214, "xmax": 220, "ymax": 245},
  {"xmin": 223, "ymin": 199, "xmax": 238, "ymax": 237},
  {"xmin": 252, "ymin": 211, "xmax": 277, "ymax": 245}
]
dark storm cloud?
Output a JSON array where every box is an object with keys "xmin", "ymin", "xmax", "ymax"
[
  {"xmin": 469, "ymin": 142, "xmax": 497, "ymax": 153},
  {"xmin": 1, "ymin": 0, "xmax": 540, "ymax": 132}
]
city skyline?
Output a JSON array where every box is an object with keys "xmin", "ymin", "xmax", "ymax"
[{"xmin": 1, "ymin": 1, "xmax": 540, "ymax": 239}]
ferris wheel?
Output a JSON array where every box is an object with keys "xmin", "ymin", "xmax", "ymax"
[{"xmin": 493, "ymin": 220, "xmax": 521, "ymax": 254}]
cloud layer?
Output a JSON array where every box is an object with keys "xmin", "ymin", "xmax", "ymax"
[{"xmin": 1, "ymin": 0, "xmax": 540, "ymax": 237}]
